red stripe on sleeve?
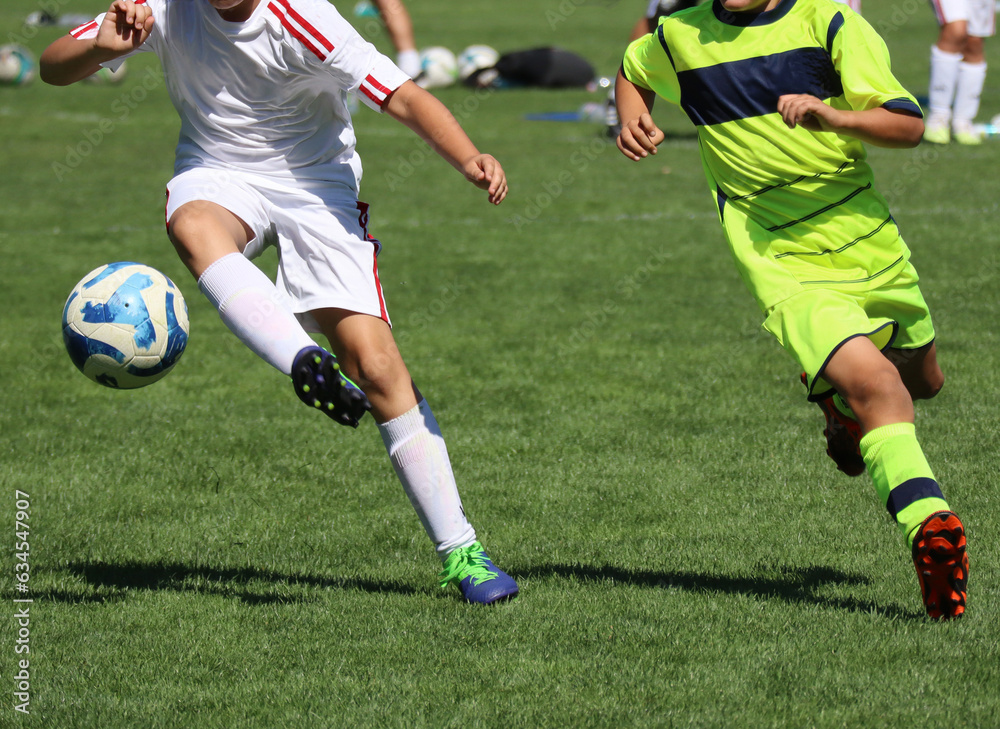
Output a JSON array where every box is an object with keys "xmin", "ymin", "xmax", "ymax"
[
  {"xmin": 363, "ymin": 74, "xmax": 392, "ymax": 96},
  {"xmin": 273, "ymin": 0, "xmax": 334, "ymax": 52},
  {"xmin": 268, "ymin": 2, "xmax": 325, "ymax": 60},
  {"xmin": 70, "ymin": 20, "xmax": 98, "ymax": 38},
  {"xmin": 359, "ymin": 84, "xmax": 382, "ymax": 105}
]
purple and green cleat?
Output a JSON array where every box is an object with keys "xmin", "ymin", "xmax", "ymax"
[{"xmin": 439, "ymin": 542, "xmax": 518, "ymax": 604}]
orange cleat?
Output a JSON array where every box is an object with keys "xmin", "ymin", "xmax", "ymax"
[
  {"xmin": 912, "ymin": 511, "xmax": 969, "ymax": 619},
  {"xmin": 801, "ymin": 373, "xmax": 865, "ymax": 477}
]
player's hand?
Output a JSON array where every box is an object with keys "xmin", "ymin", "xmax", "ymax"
[
  {"xmin": 95, "ymin": 0, "xmax": 154, "ymax": 54},
  {"xmin": 464, "ymin": 154, "xmax": 508, "ymax": 205},
  {"xmin": 617, "ymin": 113, "xmax": 665, "ymax": 161},
  {"xmin": 777, "ymin": 94, "xmax": 846, "ymax": 133}
]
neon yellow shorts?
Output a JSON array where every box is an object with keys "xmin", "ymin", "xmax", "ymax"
[{"xmin": 762, "ymin": 260, "xmax": 935, "ymax": 400}]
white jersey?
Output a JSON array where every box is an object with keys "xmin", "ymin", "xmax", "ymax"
[{"xmin": 70, "ymin": 0, "xmax": 410, "ymax": 192}]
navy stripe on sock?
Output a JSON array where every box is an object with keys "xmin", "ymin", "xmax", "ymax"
[{"xmin": 885, "ymin": 478, "xmax": 944, "ymax": 520}]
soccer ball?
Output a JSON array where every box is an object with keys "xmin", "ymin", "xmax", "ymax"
[
  {"xmin": 457, "ymin": 45, "xmax": 499, "ymax": 82},
  {"xmin": 0, "ymin": 44, "xmax": 36, "ymax": 86},
  {"xmin": 416, "ymin": 46, "xmax": 458, "ymax": 89},
  {"xmin": 62, "ymin": 262, "xmax": 190, "ymax": 389},
  {"xmin": 83, "ymin": 60, "xmax": 129, "ymax": 85}
]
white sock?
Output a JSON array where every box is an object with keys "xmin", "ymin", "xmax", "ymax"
[
  {"xmin": 197, "ymin": 253, "xmax": 315, "ymax": 375},
  {"xmin": 396, "ymin": 49, "xmax": 421, "ymax": 78},
  {"xmin": 953, "ymin": 60, "xmax": 987, "ymax": 129},
  {"xmin": 378, "ymin": 400, "xmax": 476, "ymax": 559},
  {"xmin": 605, "ymin": 86, "xmax": 619, "ymax": 127},
  {"xmin": 927, "ymin": 45, "xmax": 963, "ymax": 126}
]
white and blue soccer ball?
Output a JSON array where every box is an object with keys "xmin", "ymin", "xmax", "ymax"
[
  {"xmin": 457, "ymin": 45, "xmax": 499, "ymax": 82},
  {"xmin": 83, "ymin": 60, "xmax": 129, "ymax": 85},
  {"xmin": 62, "ymin": 262, "xmax": 190, "ymax": 389},
  {"xmin": 416, "ymin": 46, "xmax": 458, "ymax": 89},
  {"xmin": 0, "ymin": 44, "xmax": 36, "ymax": 87}
]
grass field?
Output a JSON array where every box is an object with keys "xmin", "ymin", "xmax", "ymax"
[{"xmin": 2, "ymin": 0, "xmax": 1000, "ymax": 726}]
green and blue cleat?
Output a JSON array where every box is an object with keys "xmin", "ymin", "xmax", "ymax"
[
  {"xmin": 439, "ymin": 541, "xmax": 519, "ymax": 604},
  {"xmin": 291, "ymin": 345, "xmax": 371, "ymax": 428}
]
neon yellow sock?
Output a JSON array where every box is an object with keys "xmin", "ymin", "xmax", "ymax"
[
  {"xmin": 832, "ymin": 393, "xmax": 855, "ymax": 419},
  {"xmin": 859, "ymin": 422, "xmax": 949, "ymax": 547}
]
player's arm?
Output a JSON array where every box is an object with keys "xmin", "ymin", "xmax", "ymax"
[
  {"xmin": 777, "ymin": 94, "xmax": 923, "ymax": 148},
  {"xmin": 630, "ymin": 15, "xmax": 655, "ymax": 41},
  {"xmin": 615, "ymin": 67, "xmax": 665, "ymax": 160},
  {"xmin": 383, "ymin": 80, "xmax": 507, "ymax": 205},
  {"xmin": 40, "ymin": 0, "xmax": 152, "ymax": 86}
]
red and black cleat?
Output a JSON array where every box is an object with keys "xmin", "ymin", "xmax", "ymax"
[
  {"xmin": 801, "ymin": 373, "xmax": 866, "ymax": 477},
  {"xmin": 912, "ymin": 511, "xmax": 969, "ymax": 619}
]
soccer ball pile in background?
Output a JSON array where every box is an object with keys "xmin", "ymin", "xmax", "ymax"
[
  {"xmin": 0, "ymin": 44, "xmax": 36, "ymax": 86},
  {"xmin": 416, "ymin": 45, "xmax": 498, "ymax": 89},
  {"xmin": 62, "ymin": 262, "xmax": 190, "ymax": 389},
  {"xmin": 457, "ymin": 45, "xmax": 500, "ymax": 83}
]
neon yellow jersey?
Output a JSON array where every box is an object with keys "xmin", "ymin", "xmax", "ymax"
[{"xmin": 622, "ymin": 0, "xmax": 923, "ymax": 310}]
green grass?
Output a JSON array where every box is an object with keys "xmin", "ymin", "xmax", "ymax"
[{"xmin": 2, "ymin": 0, "xmax": 1000, "ymax": 726}]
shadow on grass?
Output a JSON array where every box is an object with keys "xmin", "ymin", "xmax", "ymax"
[
  {"xmin": 520, "ymin": 563, "xmax": 924, "ymax": 619},
  {"xmin": 39, "ymin": 560, "xmax": 420, "ymax": 605}
]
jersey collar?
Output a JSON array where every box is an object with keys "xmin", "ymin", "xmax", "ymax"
[{"xmin": 711, "ymin": 0, "xmax": 797, "ymax": 27}]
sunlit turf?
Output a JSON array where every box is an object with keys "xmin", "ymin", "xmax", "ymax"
[{"xmin": 1, "ymin": 0, "xmax": 999, "ymax": 726}]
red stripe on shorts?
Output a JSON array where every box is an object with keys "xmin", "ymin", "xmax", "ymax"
[{"xmin": 357, "ymin": 202, "xmax": 388, "ymax": 322}]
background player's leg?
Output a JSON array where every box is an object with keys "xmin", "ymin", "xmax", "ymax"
[
  {"xmin": 169, "ymin": 201, "xmax": 316, "ymax": 375},
  {"xmin": 953, "ymin": 36, "xmax": 987, "ymax": 143},
  {"xmin": 926, "ymin": 23, "xmax": 967, "ymax": 143}
]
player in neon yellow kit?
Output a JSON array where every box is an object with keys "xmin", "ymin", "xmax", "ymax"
[{"xmin": 616, "ymin": 0, "xmax": 968, "ymax": 618}]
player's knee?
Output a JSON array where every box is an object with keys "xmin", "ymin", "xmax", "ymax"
[
  {"xmin": 166, "ymin": 208, "xmax": 206, "ymax": 257},
  {"xmin": 845, "ymin": 363, "xmax": 908, "ymax": 411},
  {"xmin": 910, "ymin": 368, "xmax": 945, "ymax": 401},
  {"xmin": 350, "ymin": 346, "xmax": 408, "ymax": 399}
]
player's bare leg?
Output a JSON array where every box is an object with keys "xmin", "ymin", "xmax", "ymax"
[
  {"xmin": 822, "ymin": 337, "xmax": 914, "ymax": 432},
  {"xmin": 311, "ymin": 308, "xmax": 518, "ymax": 603},
  {"xmin": 167, "ymin": 201, "xmax": 364, "ymax": 424},
  {"xmin": 310, "ymin": 308, "xmax": 418, "ymax": 422},
  {"xmin": 884, "ymin": 341, "xmax": 944, "ymax": 402},
  {"xmin": 167, "ymin": 200, "xmax": 251, "ymax": 278},
  {"xmin": 822, "ymin": 337, "xmax": 967, "ymax": 618},
  {"xmin": 803, "ymin": 336, "xmax": 911, "ymax": 477}
]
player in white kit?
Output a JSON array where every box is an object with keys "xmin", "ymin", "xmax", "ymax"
[
  {"xmin": 40, "ymin": 0, "xmax": 518, "ymax": 604},
  {"xmin": 924, "ymin": 0, "xmax": 995, "ymax": 144}
]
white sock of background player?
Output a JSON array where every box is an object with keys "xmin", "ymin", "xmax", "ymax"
[
  {"xmin": 378, "ymin": 399, "xmax": 477, "ymax": 559},
  {"xmin": 197, "ymin": 252, "xmax": 315, "ymax": 375},
  {"xmin": 396, "ymin": 49, "xmax": 420, "ymax": 78},
  {"xmin": 952, "ymin": 60, "xmax": 986, "ymax": 130},
  {"xmin": 927, "ymin": 45, "xmax": 963, "ymax": 128}
]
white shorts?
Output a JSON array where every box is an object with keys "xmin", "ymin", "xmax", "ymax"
[
  {"xmin": 165, "ymin": 167, "xmax": 389, "ymax": 332},
  {"xmin": 930, "ymin": 0, "xmax": 996, "ymax": 37}
]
